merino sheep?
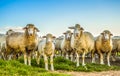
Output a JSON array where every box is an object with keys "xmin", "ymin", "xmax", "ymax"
[
  {"xmin": 95, "ymin": 30, "xmax": 113, "ymax": 66},
  {"xmin": 36, "ymin": 34, "xmax": 55, "ymax": 71},
  {"xmin": 68, "ymin": 24, "xmax": 95, "ymax": 66},
  {"xmin": 61, "ymin": 30, "xmax": 73, "ymax": 60},
  {"xmin": 6, "ymin": 24, "xmax": 39, "ymax": 65}
]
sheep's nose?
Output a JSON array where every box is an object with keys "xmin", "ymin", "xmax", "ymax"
[
  {"xmin": 75, "ymin": 33, "xmax": 79, "ymax": 37},
  {"xmin": 67, "ymin": 37, "xmax": 71, "ymax": 40}
]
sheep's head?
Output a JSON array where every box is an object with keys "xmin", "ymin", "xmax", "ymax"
[
  {"xmin": 101, "ymin": 30, "xmax": 113, "ymax": 41},
  {"xmin": 43, "ymin": 34, "xmax": 56, "ymax": 43},
  {"xmin": 23, "ymin": 24, "xmax": 39, "ymax": 36},
  {"xmin": 68, "ymin": 24, "xmax": 84, "ymax": 38},
  {"xmin": 6, "ymin": 29, "xmax": 15, "ymax": 35},
  {"xmin": 63, "ymin": 30, "xmax": 73, "ymax": 41}
]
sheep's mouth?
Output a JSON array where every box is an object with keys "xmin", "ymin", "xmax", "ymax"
[
  {"xmin": 75, "ymin": 34, "xmax": 79, "ymax": 37},
  {"xmin": 66, "ymin": 38, "xmax": 71, "ymax": 41},
  {"xmin": 29, "ymin": 34, "xmax": 33, "ymax": 36}
]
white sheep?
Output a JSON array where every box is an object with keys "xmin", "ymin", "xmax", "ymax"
[
  {"xmin": 6, "ymin": 24, "xmax": 39, "ymax": 65},
  {"xmin": 69, "ymin": 24, "xmax": 95, "ymax": 66},
  {"xmin": 95, "ymin": 30, "xmax": 113, "ymax": 66},
  {"xmin": 61, "ymin": 30, "xmax": 73, "ymax": 60},
  {"xmin": 36, "ymin": 34, "xmax": 55, "ymax": 71}
]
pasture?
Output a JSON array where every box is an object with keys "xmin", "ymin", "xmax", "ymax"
[{"xmin": 0, "ymin": 56, "xmax": 120, "ymax": 76}]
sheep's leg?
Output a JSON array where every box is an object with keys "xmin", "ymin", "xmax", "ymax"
[
  {"xmin": 2, "ymin": 52, "xmax": 5, "ymax": 60},
  {"xmin": 61, "ymin": 51, "xmax": 64, "ymax": 57},
  {"xmin": 107, "ymin": 52, "xmax": 111, "ymax": 66},
  {"xmin": 24, "ymin": 52, "xmax": 27, "ymax": 65},
  {"xmin": 91, "ymin": 51, "xmax": 95, "ymax": 63},
  {"xmin": 44, "ymin": 54, "xmax": 48, "ymax": 70},
  {"xmin": 50, "ymin": 55, "xmax": 54, "ymax": 71},
  {"xmin": 82, "ymin": 51, "xmax": 86, "ymax": 66},
  {"xmin": 100, "ymin": 53, "xmax": 104, "ymax": 64},
  {"xmin": 70, "ymin": 52, "xmax": 73, "ymax": 61},
  {"xmin": 28, "ymin": 53, "xmax": 31, "ymax": 66},
  {"xmin": 66, "ymin": 52, "xmax": 69, "ymax": 59},
  {"xmin": 76, "ymin": 52, "xmax": 79, "ymax": 67},
  {"xmin": 36, "ymin": 52, "xmax": 40, "ymax": 65}
]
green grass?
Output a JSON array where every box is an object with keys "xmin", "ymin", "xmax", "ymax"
[
  {"xmin": 16, "ymin": 57, "xmax": 120, "ymax": 72},
  {"xmin": 53, "ymin": 57, "xmax": 120, "ymax": 72},
  {"xmin": 0, "ymin": 57, "xmax": 120, "ymax": 75},
  {"xmin": 0, "ymin": 59, "xmax": 69, "ymax": 76}
]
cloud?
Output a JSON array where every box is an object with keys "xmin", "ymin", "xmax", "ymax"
[
  {"xmin": 5, "ymin": 26, "xmax": 24, "ymax": 32},
  {"xmin": 0, "ymin": 26, "xmax": 24, "ymax": 34}
]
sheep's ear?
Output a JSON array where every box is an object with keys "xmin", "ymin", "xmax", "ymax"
[
  {"xmin": 68, "ymin": 27, "xmax": 75, "ymax": 29},
  {"xmin": 35, "ymin": 27, "xmax": 40, "ymax": 32},
  {"xmin": 63, "ymin": 33, "xmax": 66, "ymax": 34},
  {"xmin": 110, "ymin": 33, "xmax": 113, "ymax": 36},
  {"xmin": 42, "ymin": 36, "xmax": 46, "ymax": 38},
  {"xmin": 53, "ymin": 36, "xmax": 56, "ymax": 39},
  {"xmin": 101, "ymin": 33, "xmax": 104, "ymax": 35},
  {"xmin": 6, "ymin": 32, "xmax": 8, "ymax": 35},
  {"xmin": 80, "ymin": 27, "xmax": 84, "ymax": 30},
  {"xmin": 23, "ymin": 27, "xmax": 27, "ymax": 30}
]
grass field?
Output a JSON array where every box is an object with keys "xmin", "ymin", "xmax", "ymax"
[{"xmin": 0, "ymin": 56, "xmax": 120, "ymax": 76}]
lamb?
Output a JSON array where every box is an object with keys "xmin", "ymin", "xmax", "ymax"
[
  {"xmin": 6, "ymin": 24, "xmax": 39, "ymax": 65},
  {"xmin": 61, "ymin": 30, "xmax": 73, "ymax": 60},
  {"xmin": 36, "ymin": 34, "xmax": 55, "ymax": 71},
  {"xmin": 68, "ymin": 24, "xmax": 95, "ymax": 66},
  {"xmin": 95, "ymin": 30, "xmax": 113, "ymax": 66}
]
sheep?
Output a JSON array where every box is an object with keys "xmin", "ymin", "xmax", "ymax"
[
  {"xmin": 61, "ymin": 30, "xmax": 73, "ymax": 60},
  {"xmin": 68, "ymin": 24, "xmax": 95, "ymax": 66},
  {"xmin": 6, "ymin": 29, "xmax": 15, "ymax": 35},
  {"xmin": 6, "ymin": 24, "xmax": 39, "ymax": 65},
  {"xmin": 36, "ymin": 34, "xmax": 55, "ymax": 71},
  {"xmin": 95, "ymin": 30, "xmax": 113, "ymax": 66},
  {"xmin": 0, "ymin": 34, "xmax": 6, "ymax": 60},
  {"xmin": 54, "ymin": 36, "xmax": 64, "ymax": 56},
  {"xmin": 111, "ymin": 37, "xmax": 120, "ymax": 61}
]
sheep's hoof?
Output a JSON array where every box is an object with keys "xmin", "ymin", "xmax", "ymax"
[
  {"xmin": 45, "ymin": 68, "xmax": 49, "ymax": 71},
  {"xmin": 100, "ymin": 62, "xmax": 104, "ymax": 65},
  {"xmin": 76, "ymin": 63, "xmax": 80, "ymax": 67},
  {"xmin": 82, "ymin": 64, "xmax": 86, "ymax": 66},
  {"xmin": 51, "ymin": 69, "xmax": 54, "ymax": 71},
  {"xmin": 108, "ymin": 64, "xmax": 110, "ymax": 66}
]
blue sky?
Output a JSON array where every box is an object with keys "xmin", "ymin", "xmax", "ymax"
[{"xmin": 0, "ymin": 0, "xmax": 120, "ymax": 36}]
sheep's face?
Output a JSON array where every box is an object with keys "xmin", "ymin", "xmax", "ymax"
[
  {"xmin": 6, "ymin": 29, "xmax": 15, "ymax": 35},
  {"xmin": 101, "ymin": 30, "xmax": 113, "ymax": 41},
  {"xmin": 23, "ymin": 24, "xmax": 39, "ymax": 36},
  {"xmin": 43, "ymin": 34, "xmax": 56, "ymax": 43},
  {"xmin": 74, "ymin": 27, "xmax": 84, "ymax": 38},
  {"xmin": 68, "ymin": 24, "xmax": 84, "ymax": 38},
  {"xmin": 63, "ymin": 31, "xmax": 73, "ymax": 40}
]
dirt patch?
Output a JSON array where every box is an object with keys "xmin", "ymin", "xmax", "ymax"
[
  {"xmin": 51, "ymin": 70, "xmax": 120, "ymax": 76},
  {"xmin": 65, "ymin": 71, "xmax": 120, "ymax": 76},
  {"xmin": 52, "ymin": 57, "xmax": 120, "ymax": 76}
]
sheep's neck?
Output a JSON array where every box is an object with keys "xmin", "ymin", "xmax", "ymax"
[
  {"xmin": 44, "ymin": 42, "xmax": 53, "ymax": 56},
  {"xmin": 64, "ymin": 40, "xmax": 71, "ymax": 51},
  {"xmin": 74, "ymin": 34, "xmax": 85, "ymax": 53},
  {"xmin": 101, "ymin": 38, "xmax": 111, "ymax": 52},
  {"xmin": 24, "ymin": 33, "xmax": 36, "ymax": 49}
]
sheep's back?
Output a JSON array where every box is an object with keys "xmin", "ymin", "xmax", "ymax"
[
  {"xmin": 84, "ymin": 32, "xmax": 95, "ymax": 51},
  {"xmin": 6, "ymin": 33, "xmax": 25, "ymax": 49}
]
